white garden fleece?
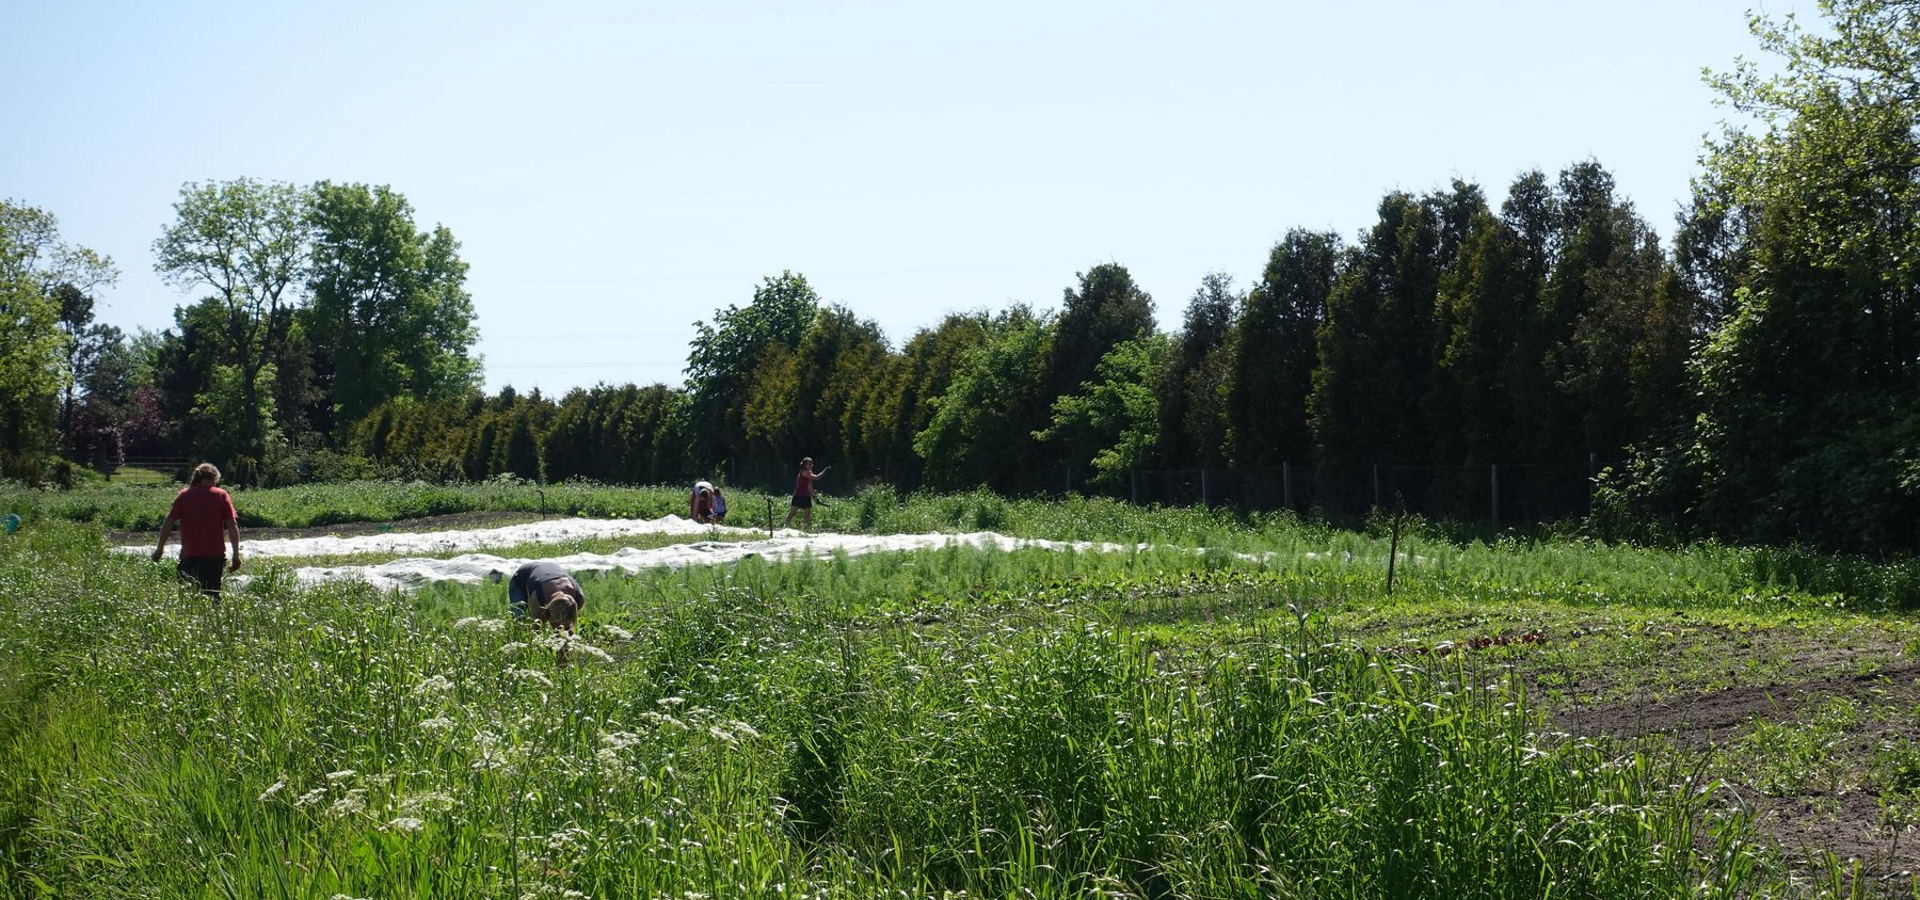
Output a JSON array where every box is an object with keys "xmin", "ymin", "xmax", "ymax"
[{"xmin": 119, "ymin": 515, "xmax": 1274, "ymax": 592}]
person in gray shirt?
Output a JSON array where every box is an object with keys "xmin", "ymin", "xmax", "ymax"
[{"xmin": 505, "ymin": 560, "xmax": 585, "ymax": 632}]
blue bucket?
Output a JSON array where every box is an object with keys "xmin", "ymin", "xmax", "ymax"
[{"xmin": 2, "ymin": 514, "xmax": 18, "ymax": 534}]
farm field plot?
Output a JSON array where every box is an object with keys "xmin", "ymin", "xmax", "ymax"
[{"xmin": 6, "ymin": 486, "xmax": 1920, "ymax": 898}]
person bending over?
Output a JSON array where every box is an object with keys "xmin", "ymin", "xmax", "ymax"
[{"xmin": 507, "ymin": 560, "xmax": 585, "ymax": 633}]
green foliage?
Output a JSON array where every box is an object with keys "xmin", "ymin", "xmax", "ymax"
[
  {"xmin": 1227, "ymin": 232, "xmax": 1339, "ymax": 468},
  {"xmin": 0, "ymin": 519, "xmax": 1813, "ymax": 897},
  {"xmin": 1036, "ymin": 335, "xmax": 1171, "ymax": 487},
  {"xmin": 913, "ymin": 307, "xmax": 1054, "ymax": 492},
  {"xmin": 0, "ymin": 200, "xmax": 116, "ymax": 479},
  {"xmin": 1607, "ymin": 0, "xmax": 1920, "ymax": 552},
  {"xmin": 1045, "ymin": 263, "xmax": 1156, "ymax": 408},
  {"xmin": 1157, "ymin": 272, "xmax": 1237, "ymax": 469},
  {"xmin": 541, "ymin": 384, "xmax": 691, "ymax": 485},
  {"xmin": 306, "ymin": 182, "xmax": 481, "ymax": 433},
  {"xmin": 1311, "ymin": 190, "xmax": 1450, "ymax": 488},
  {"xmin": 152, "ymin": 178, "xmax": 308, "ymax": 464},
  {"xmin": 685, "ymin": 271, "xmax": 820, "ymax": 467}
]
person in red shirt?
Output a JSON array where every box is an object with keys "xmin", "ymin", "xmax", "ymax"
[
  {"xmin": 151, "ymin": 462, "xmax": 242, "ymax": 596},
  {"xmin": 782, "ymin": 457, "xmax": 827, "ymax": 530}
]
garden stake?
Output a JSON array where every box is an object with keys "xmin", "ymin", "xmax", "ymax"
[{"xmin": 1386, "ymin": 503, "xmax": 1404, "ymax": 595}]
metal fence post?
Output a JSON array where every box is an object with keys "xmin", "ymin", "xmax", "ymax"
[
  {"xmin": 1201, "ymin": 468, "xmax": 1211, "ymax": 507},
  {"xmin": 1372, "ymin": 465, "xmax": 1381, "ymax": 510}
]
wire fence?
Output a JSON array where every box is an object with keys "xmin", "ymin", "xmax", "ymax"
[{"xmin": 1130, "ymin": 460, "xmax": 1607, "ymax": 526}]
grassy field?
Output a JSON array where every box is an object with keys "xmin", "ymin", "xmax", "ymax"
[{"xmin": 6, "ymin": 482, "xmax": 1920, "ymax": 897}]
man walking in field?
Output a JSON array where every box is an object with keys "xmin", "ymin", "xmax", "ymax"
[
  {"xmin": 151, "ymin": 462, "xmax": 242, "ymax": 596},
  {"xmin": 782, "ymin": 457, "xmax": 827, "ymax": 530}
]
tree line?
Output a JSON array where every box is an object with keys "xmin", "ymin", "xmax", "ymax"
[{"xmin": 2, "ymin": 0, "xmax": 1914, "ymax": 552}]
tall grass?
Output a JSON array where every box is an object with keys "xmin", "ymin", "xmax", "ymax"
[{"xmin": 0, "ymin": 523, "xmax": 1801, "ymax": 898}]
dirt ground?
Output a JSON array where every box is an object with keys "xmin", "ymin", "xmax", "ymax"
[{"xmin": 1553, "ymin": 644, "xmax": 1920, "ymax": 888}]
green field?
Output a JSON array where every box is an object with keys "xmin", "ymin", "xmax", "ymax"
[{"xmin": 5, "ymin": 482, "xmax": 1920, "ymax": 898}]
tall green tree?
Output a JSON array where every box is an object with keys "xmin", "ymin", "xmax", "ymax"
[
  {"xmin": 1681, "ymin": 0, "xmax": 1920, "ymax": 548},
  {"xmin": 1311, "ymin": 192, "xmax": 1447, "ymax": 473},
  {"xmin": 1042, "ymin": 264, "xmax": 1156, "ymax": 487},
  {"xmin": 306, "ymin": 182, "xmax": 481, "ymax": 435},
  {"xmin": 685, "ymin": 271, "xmax": 819, "ymax": 472},
  {"xmin": 1046, "ymin": 263, "xmax": 1156, "ymax": 402},
  {"xmin": 1226, "ymin": 232, "xmax": 1341, "ymax": 468},
  {"xmin": 914, "ymin": 306, "xmax": 1054, "ymax": 492},
  {"xmin": 1157, "ymin": 273, "xmax": 1238, "ymax": 470},
  {"xmin": 1038, "ymin": 335, "xmax": 1173, "ymax": 487},
  {"xmin": 0, "ymin": 200, "xmax": 116, "ymax": 475},
  {"xmin": 857, "ymin": 311, "xmax": 993, "ymax": 486},
  {"xmin": 1430, "ymin": 212, "xmax": 1528, "ymax": 469},
  {"xmin": 153, "ymin": 178, "xmax": 308, "ymax": 464}
]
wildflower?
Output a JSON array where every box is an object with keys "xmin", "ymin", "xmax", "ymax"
[
  {"xmin": 501, "ymin": 642, "xmax": 530, "ymax": 656},
  {"xmin": 570, "ymin": 642, "xmax": 614, "ymax": 664},
  {"xmin": 419, "ymin": 716, "xmax": 456, "ymax": 732},
  {"xmin": 397, "ymin": 790, "xmax": 457, "ymax": 814},
  {"xmin": 387, "ymin": 816, "xmax": 425, "ymax": 832},
  {"xmin": 599, "ymin": 730, "xmax": 643, "ymax": 750},
  {"xmin": 656, "ymin": 696, "xmax": 685, "ymax": 707},
  {"xmin": 454, "ymin": 616, "xmax": 484, "ymax": 629},
  {"xmin": 295, "ymin": 787, "xmax": 328, "ymax": 806},
  {"xmin": 411, "ymin": 675, "xmax": 455, "ymax": 696},
  {"xmin": 510, "ymin": 668, "xmax": 554, "ymax": 688},
  {"xmin": 326, "ymin": 769, "xmax": 358, "ymax": 783},
  {"xmin": 599, "ymin": 624, "xmax": 633, "ymax": 641},
  {"xmin": 329, "ymin": 788, "xmax": 368, "ymax": 817},
  {"xmin": 257, "ymin": 779, "xmax": 286, "ymax": 802}
]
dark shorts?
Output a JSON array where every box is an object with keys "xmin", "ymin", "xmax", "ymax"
[
  {"xmin": 177, "ymin": 556, "xmax": 225, "ymax": 595},
  {"xmin": 790, "ymin": 494, "xmax": 812, "ymax": 509}
]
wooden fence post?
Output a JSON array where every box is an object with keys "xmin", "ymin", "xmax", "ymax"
[{"xmin": 1491, "ymin": 464, "xmax": 1500, "ymax": 529}]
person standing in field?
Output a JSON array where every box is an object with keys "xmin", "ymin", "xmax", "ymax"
[
  {"xmin": 782, "ymin": 457, "xmax": 827, "ymax": 530},
  {"xmin": 150, "ymin": 462, "xmax": 242, "ymax": 596}
]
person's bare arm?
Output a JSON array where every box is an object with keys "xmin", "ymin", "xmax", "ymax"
[
  {"xmin": 226, "ymin": 519, "xmax": 242, "ymax": 571},
  {"xmin": 151, "ymin": 516, "xmax": 177, "ymax": 562}
]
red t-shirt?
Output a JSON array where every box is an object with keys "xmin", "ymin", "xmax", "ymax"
[
  {"xmin": 168, "ymin": 486, "xmax": 237, "ymax": 557},
  {"xmin": 794, "ymin": 470, "xmax": 816, "ymax": 498}
]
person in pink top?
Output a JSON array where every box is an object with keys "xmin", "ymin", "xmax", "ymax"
[
  {"xmin": 782, "ymin": 457, "xmax": 828, "ymax": 530},
  {"xmin": 151, "ymin": 462, "xmax": 242, "ymax": 596}
]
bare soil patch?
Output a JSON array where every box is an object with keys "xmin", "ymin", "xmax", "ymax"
[{"xmin": 1555, "ymin": 650, "xmax": 1920, "ymax": 889}]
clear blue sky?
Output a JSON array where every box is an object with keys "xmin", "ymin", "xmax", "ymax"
[{"xmin": 2, "ymin": 0, "xmax": 1789, "ymax": 394}]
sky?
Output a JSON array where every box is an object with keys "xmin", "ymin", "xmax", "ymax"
[{"xmin": 2, "ymin": 0, "xmax": 1794, "ymax": 394}]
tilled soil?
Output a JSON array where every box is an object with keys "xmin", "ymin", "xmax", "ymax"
[{"xmin": 1555, "ymin": 651, "xmax": 1920, "ymax": 889}]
